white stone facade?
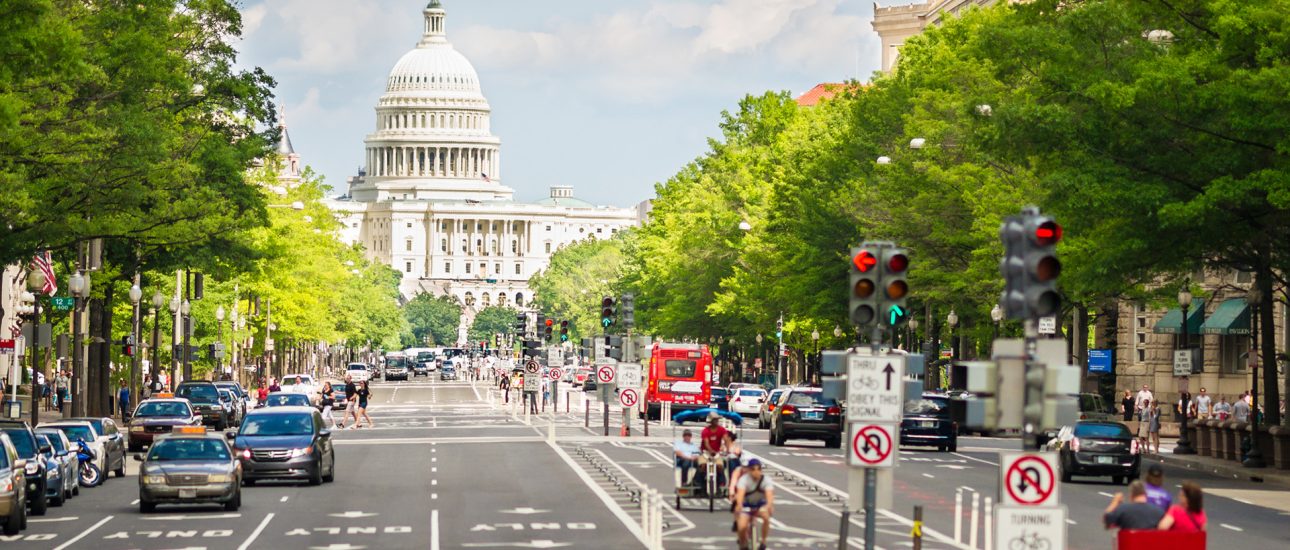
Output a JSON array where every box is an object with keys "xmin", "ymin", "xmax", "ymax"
[
  {"xmin": 871, "ymin": 0, "xmax": 995, "ymax": 72},
  {"xmin": 324, "ymin": 2, "xmax": 640, "ymax": 341}
]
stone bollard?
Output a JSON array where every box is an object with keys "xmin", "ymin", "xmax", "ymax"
[
  {"xmin": 1268, "ymin": 425, "xmax": 1290, "ymax": 470},
  {"xmin": 1215, "ymin": 421, "xmax": 1234, "ymax": 460},
  {"xmin": 1228, "ymin": 421, "xmax": 1248, "ymax": 462},
  {"xmin": 1195, "ymin": 419, "xmax": 1213, "ymax": 457}
]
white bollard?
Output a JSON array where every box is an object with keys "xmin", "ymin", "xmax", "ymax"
[
  {"xmin": 954, "ymin": 487, "xmax": 963, "ymax": 543},
  {"xmin": 983, "ymin": 496, "xmax": 993, "ymax": 550},
  {"xmin": 969, "ymin": 491, "xmax": 980, "ymax": 549},
  {"xmin": 548, "ymin": 411, "xmax": 556, "ymax": 442}
]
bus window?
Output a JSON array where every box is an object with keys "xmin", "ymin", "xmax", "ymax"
[{"xmin": 664, "ymin": 359, "xmax": 696, "ymax": 378}]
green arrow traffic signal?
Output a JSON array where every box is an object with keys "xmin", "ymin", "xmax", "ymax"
[{"xmin": 889, "ymin": 305, "xmax": 907, "ymax": 325}]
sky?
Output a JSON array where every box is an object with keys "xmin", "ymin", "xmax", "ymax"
[{"xmin": 235, "ymin": 0, "xmax": 885, "ymax": 207}]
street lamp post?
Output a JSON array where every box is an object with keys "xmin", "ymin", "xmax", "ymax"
[
  {"xmin": 215, "ymin": 305, "xmax": 226, "ymax": 380},
  {"xmin": 69, "ymin": 270, "xmax": 90, "ymax": 418},
  {"xmin": 946, "ymin": 309, "xmax": 959, "ymax": 359},
  {"xmin": 1243, "ymin": 288, "xmax": 1266, "ymax": 468},
  {"xmin": 169, "ymin": 297, "xmax": 180, "ymax": 388},
  {"xmin": 755, "ymin": 333, "xmax": 764, "ymax": 382},
  {"xmin": 22, "ymin": 271, "xmax": 45, "ymax": 426},
  {"xmin": 811, "ymin": 329, "xmax": 820, "ymax": 385},
  {"xmin": 151, "ymin": 292, "xmax": 164, "ymax": 390},
  {"xmin": 1174, "ymin": 287, "xmax": 1196, "ymax": 455},
  {"xmin": 128, "ymin": 280, "xmax": 142, "ymax": 419},
  {"xmin": 908, "ymin": 318, "xmax": 919, "ymax": 353},
  {"xmin": 991, "ymin": 304, "xmax": 1003, "ymax": 342}
]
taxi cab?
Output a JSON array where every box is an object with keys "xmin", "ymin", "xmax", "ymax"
[
  {"xmin": 128, "ymin": 397, "xmax": 202, "ymax": 452},
  {"xmin": 136, "ymin": 426, "xmax": 241, "ymax": 513}
]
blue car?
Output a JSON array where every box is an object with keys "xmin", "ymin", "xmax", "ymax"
[
  {"xmin": 710, "ymin": 388, "xmax": 730, "ymax": 411},
  {"xmin": 34, "ymin": 433, "xmax": 68, "ymax": 506}
]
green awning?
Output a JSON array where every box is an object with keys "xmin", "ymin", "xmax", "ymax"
[
  {"xmin": 1200, "ymin": 298, "xmax": 1251, "ymax": 335},
  {"xmin": 1153, "ymin": 298, "xmax": 1205, "ymax": 334}
]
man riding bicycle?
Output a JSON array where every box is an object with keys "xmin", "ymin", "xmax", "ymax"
[
  {"xmin": 733, "ymin": 458, "xmax": 773, "ymax": 550},
  {"xmin": 699, "ymin": 412, "xmax": 729, "ymax": 492}
]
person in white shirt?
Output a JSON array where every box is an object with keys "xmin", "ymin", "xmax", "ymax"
[
  {"xmin": 674, "ymin": 430, "xmax": 700, "ymax": 486},
  {"xmin": 1135, "ymin": 385, "xmax": 1154, "ymax": 413},
  {"xmin": 1193, "ymin": 388, "xmax": 1212, "ymax": 419}
]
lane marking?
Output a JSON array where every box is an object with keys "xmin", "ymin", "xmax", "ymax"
[
  {"xmin": 238, "ymin": 512, "xmax": 275, "ymax": 550},
  {"xmin": 130, "ymin": 499, "xmax": 140, "ymax": 505},
  {"xmin": 28, "ymin": 516, "xmax": 80, "ymax": 523},
  {"xmin": 432, "ymin": 493, "xmax": 439, "ymax": 500},
  {"xmin": 548, "ymin": 440, "xmax": 651, "ymax": 547},
  {"xmin": 922, "ymin": 473, "xmax": 935, "ymax": 479},
  {"xmin": 1098, "ymin": 492, "xmax": 1115, "ymax": 498},
  {"xmin": 432, "ymin": 467, "xmax": 438, "ymax": 473},
  {"xmin": 281, "ymin": 496, "xmax": 289, "ymax": 502},
  {"xmin": 431, "ymin": 509, "xmax": 440, "ymax": 550},
  {"xmin": 53, "ymin": 515, "xmax": 113, "ymax": 550},
  {"xmin": 1220, "ymin": 523, "xmax": 1243, "ymax": 532},
  {"xmin": 950, "ymin": 452, "xmax": 999, "ymax": 466},
  {"xmin": 432, "ymin": 479, "xmax": 438, "ymax": 486}
]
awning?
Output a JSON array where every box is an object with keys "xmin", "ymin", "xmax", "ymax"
[
  {"xmin": 1200, "ymin": 298, "xmax": 1251, "ymax": 335},
  {"xmin": 1153, "ymin": 298, "xmax": 1205, "ymax": 334}
]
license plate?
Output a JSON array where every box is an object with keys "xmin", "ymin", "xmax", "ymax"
[
  {"xmin": 1095, "ymin": 455, "xmax": 1114, "ymax": 464},
  {"xmin": 804, "ymin": 411, "xmax": 822, "ymax": 420},
  {"xmin": 919, "ymin": 421, "xmax": 937, "ymax": 428},
  {"xmin": 179, "ymin": 489, "xmax": 197, "ymax": 499}
]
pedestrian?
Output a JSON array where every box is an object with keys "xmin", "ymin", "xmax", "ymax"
[
  {"xmin": 256, "ymin": 383, "xmax": 269, "ymax": 406},
  {"xmin": 542, "ymin": 378, "xmax": 551, "ymax": 411},
  {"xmin": 673, "ymin": 429, "xmax": 700, "ymax": 486},
  {"xmin": 319, "ymin": 381, "xmax": 337, "ymax": 428},
  {"xmin": 499, "ymin": 371, "xmax": 511, "ymax": 403},
  {"xmin": 1121, "ymin": 389, "xmax": 1135, "ymax": 421},
  {"xmin": 1157, "ymin": 482, "xmax": 1206, "ymax": 532},
  {"xmin": 1194, "ymin": 387, "xmax": 1212, "ymax": 420},
  {"xmin": 1137, "ymin": 400, "xmax": 1152, "ymax": 452},
  {"xmin": 1135, "ymin": 384, "xmax": 1154, "ymax": 413},
  {"xmin": 268, "ymin": 377, "xmax": 281, "ymax": 392},
  {"xmin": 1103, "ymin": 481, "xmax": 1166, "ymax": 531},
  {"xmin": 1148, "ymin": 401, "xmax": 1162, "ymax": 454},
  {"xmin": 56, "ymin": 370, "xmax": 70, "ymax": 412},
  {"xmin": 355, "ymin": 380, "xmax": 373, "ymax": 428},
  {"xmin": 343, "ymin": 374, "xmax": 359, "ymax": 428},
  {"xmin": 1214, "ymin": 396, "xmax": 1232, "ymax": 420},
  {"xmin": 117, "ymin": 382, "xmax": 131, "ymax": 421},
  {"xmin": 1142, "ymin": 464, "xmax": 1172, "ymax": 511},
  {"xmin": 1176, "ymin": 391, "xmax": 1193, "ymax": 421},
  {"xmin": 1233, "ymin": 393, "xmax": 1251, "ymax": 423}
]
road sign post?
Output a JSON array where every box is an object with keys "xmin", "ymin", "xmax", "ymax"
[
  {"xmin": 842, "ymin": 347, "xmax": 906, "ymax": 550},
  {"xmin": 595, "ymin": 359, "xmax": 617, "ymax": 436}
]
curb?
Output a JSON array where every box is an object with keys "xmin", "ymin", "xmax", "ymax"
[{"xmin": 1144, "ymin": 452, "xmax": 1290, "ymax": 488}]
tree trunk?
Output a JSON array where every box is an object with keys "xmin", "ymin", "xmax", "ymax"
[
  {"xmin": 100, "ymin": 282, "xmax": 114, "ymax": 416},
  {"xmin": 1258, "ymin": 264, "xmax": 1280, "ymax": 426}
]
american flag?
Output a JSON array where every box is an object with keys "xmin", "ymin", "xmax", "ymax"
[
  {"xmin": 481, "ymin": 172, "xmax": 490, "ymax": 183},
  {"xmin": 30, "ymin": 250, "xmax": 57, "ymax": 295}
]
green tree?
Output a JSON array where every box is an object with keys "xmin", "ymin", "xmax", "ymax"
[
  {"xmin": 529, "ymin": 237, "xmax": 628, "ymax": 340},
  {"xmin": 403, "ymin": 294, "xmax": 462, "ymax": 347},
  {"xmin": 468, "ymin": 306, "xmax": 517, "ymax": 345}
]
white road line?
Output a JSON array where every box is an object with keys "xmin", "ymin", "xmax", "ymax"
[
  {"xmin": 432, "ymin": 467, "xmax": 438, "ymax": 473},
  {"xmin": 130, "ymin": 499, "xmax": 140, "ymax": 505},
  {"xmin": 431, "ymin": 509, "xmax": 440, "ymax": 550},
  {"xmin": 1066, "ymin": 519, "xmax": 1077, "ymax": 525},
  {"xmin": 432, "ymin": 493, "xmax": 439, "ymax": 500},
  {"xmin": 28, "ymin": 516, "xmax": 79, "ymax": 523},
  {"xmin": 1233, "ymin": 497, "xmax": 1254, "ymax": 505},
  {"xmin": 53, "ymin": 515, "xmax": 113, "ymax": 550},
  {"xmin": 922, "ymin": 473, "xmax": 935, "ymax": 479},
  {"xmin": 1098, "ymin": 492, "xmax": 1115, "ymax": 498},
  {"xmin": 548, "ymin": 440, "xmax": 651, "ymax": 548},
  {"xmin": 238, "ymin": 512, "xmax": 275, "ymax": 550},
  {"xmin": 432, "ymin": 479, "xmax": 438, "ymax": 486},
  {"xmin": 1221, "ymin": 523, "xmax": 1244, "ymax": 532},
  {"xmin": 951, "ymin": 452, "xmax": 999, "ymax": 466},
  {"xmin": 280, "ymin": 496, "xmax": 289, "ymax": 502}
]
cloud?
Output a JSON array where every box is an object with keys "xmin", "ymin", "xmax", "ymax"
[{"xmin": 240, "ymin": 0, "xmax": 410, "ymax": 74}]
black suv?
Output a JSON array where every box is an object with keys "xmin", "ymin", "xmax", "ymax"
[
  {"xmin": 900, "ymin": 394, "xmax": 958, "ymax": 452},
  {"xmin": 768, "ymin": 387, "xmax": 843, "ymax": 448},
  {"xmin": 1053, "ymin": 421, "xmax": 1140, "ymax": 485},
  {"xmin": 0, "ymin": 421, "xmax": 48, "ymax": 516},
  {"xmin": 177, "ymin": 382, "xmax": 231, "ymax": 430}
]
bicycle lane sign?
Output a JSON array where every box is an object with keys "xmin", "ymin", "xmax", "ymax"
[
  {"xmin": 994, "ymin": 505, "xmax": 1066, "ymax": 550},
  {"xmin": 846, "ymin": 354, "xmax": 905, "ymax": 423},
  {"xmin": 999, "ymin": 452, "xmax": 1059, "ymax": 507}
]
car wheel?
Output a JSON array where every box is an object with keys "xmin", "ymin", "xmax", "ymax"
[
  {"xmin": 1112, "ymin": 475, "xmax": 1124, "ymax": 485},
  {"xmin": 308, "ymin": 459, "xmax": 323, "ymax": 486},
  {"xmin": 114, "ymin": 458, "xmax": 126, "ymax": 478},
  {"xmin": 243, "ymin": 478, "xmax": 257, "ymax": 487},
  {"xmin": 224, "ymin": 489, "xmax": 241, "ymax": 512},
  {"xmin": 2, "ymin": 503, "xmax": 20, "ymax": 535},
  {"xmin": 30, "ymin": 481, "xmax": 48, "ymax": 516},
  {"xmin": 140, "ymin": 500, "xmax": 156, "ymax": 513},
  {"xmin": 827, "ymin": 437, "xmax": 842, "ymax": 449},
  {"xmin": 72, "ymin": 484, "xmax": 79, "ymax": 497},
  {"xmin": 1060, "ymin": 463, "xmax": 1072, "ymax": 483},
  {"xmin": 216, "ymin": 418, "xmax": 228, "ymax": 431},
  {"xmin": 323, "ymin": 453, "xmax": 336, "ymax": 483},
  {"xmin": 947, "ymin": 441, "xmax": 958, "ymax": 453},
  {"xmin": 50, "ymin": 485, "xmax": 65, "ymax": 507}
]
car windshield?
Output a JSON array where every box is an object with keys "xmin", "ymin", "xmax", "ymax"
[
  {"xmin": 49, "ymin": 425, "xmax": 96, "ymax": 442},
  {"xmin": 37, "ymin": 432, "xmax": 67, "ymax": 453},
  {"xmin": 178, "ymin": 384, "xmax": 219, "ymax": 403},
  {"xmin": 135, "ymin": 402, "xmax": 192, "ymax": 417},
  {"xmin": 36, "ymin": 434, "xmax": 53, "ymax": 455},
  {"xmin": 264, "ymin": 394, "xmax": 310, "ymax": 407},
  {"xmin": 1, "ymin": 428, "xmax": 37, "ymax": 456},
  {"xmin": 282, "ymin": 376, "xmax": 311, "ymax": 386},
  {"xmin": 219, "ymin": 390, "xmax": 234, "ymax": 402},
  {"xmin": 347, "ymin": 364, "xmax": 367, "ymax": 371},
  {"xmin": 1073, "ymin": 423, "xmax": 1132, "ymax": 439},
  {"xmin": 215, "ymin": 383, "xmax": 243, "ymax": 397},
  {"xmin": 712, "ymin": 389, "xmax": 727, "ymax": 397},
  {"xmin": 240, "ymin": 414, "xmax": 314, "ymax": 436},
  {"xmin": 148, "ymin": 438, "xmax": 231, "ymax": 461},
  {"xmin": 664, "ymin": 360, "xmax": 696, "ymax": 378},
  {"xmin": 905, "ymin": 398, "xmax": 950, "ymax": 415},
  {"xmin": 417, "ymin": 352, "xmax": 435, "ymax": 362},
  {"xmin": 786, "ymin": 391, "xmax": 832, "ymax": 407}
]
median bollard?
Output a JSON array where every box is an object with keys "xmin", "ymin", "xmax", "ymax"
[
  {"xmin": 911, "ymin": 505, "xmax": 923, "ymax": 550},
  {"xmin": 983, "ymin": 496, "xmax": 993, "ymax": 550}
]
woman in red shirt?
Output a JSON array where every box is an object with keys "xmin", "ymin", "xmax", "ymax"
[{"xmin": 1157, "ymin": 482, "xmax": 1206, "ymax": 532}]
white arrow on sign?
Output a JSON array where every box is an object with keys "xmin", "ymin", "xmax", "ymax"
[
  {"xmin": 461, "ymin": 541, "xmax": 572, "ymax": 549},
  {"xmin": 328, "ymin": 511, "xmax": 378, "ymax": 518},
  {"xmin": 500, "ymin": 507, "xmax": 550, "ymax": 515}
]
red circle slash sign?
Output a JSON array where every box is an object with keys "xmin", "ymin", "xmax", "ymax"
[
  {"xmin": 851, "ymin": 425, "xmax": 893, "ymax": 465},
  {"xmin": 1006, "ymin": 455, "xmax": 1056, "ymax": 505}
]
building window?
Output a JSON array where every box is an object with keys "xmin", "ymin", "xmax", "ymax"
[
  {"xmin": 352, "ymin": 223, "xmax": 359, "ymax": 228},
  {"xmin": 1134, "ymin": 305, "xmax": 1147, "ymax": 363},
  {"xmin": 512, "ymin": 240, "xmax": 518, "ymax": 253},
  {"xmin": 494, "ymin": 263, "xmax": 501, "ymax": 274},
  {"xmin": 545, "ymin": 225, "xmax": 551, "ymax": 231},
  {"xmin": 545, "ymin": 243, "xmax": 551, "ymax": 254},
  {"xmin": 444, "ymin": 262, "xmax": 451, "ymax": 273},
  {"xmin": 515, "ymin": 263, "xmax": 522, "ymax": 275},
  {"xmin": 1137, "ymin": 349, "xmax": 1145, "ymax": 362},
  {"xmin": 1220, "ymin": 335, "xmax": 1250, "ymax": 374},
  {"xmin": 405, "ymin": 261, "xmax": 412, "ymax": 273},
  {"xmin": 596, "ymin": 228, "xmax": 603, "ymax": 234},
  {"xmin": 479, "ymin": 263, "xmax": 486, "ymax": 274},
  {"xmin": 406, "ymin": 222, "xmax": 413, "ymax": 228},
  {"xmin": 440, "ymin": 222, "xmax": 447, "ymax": 230},
  {"xmin": 461, "ymin": 239, "xmax": 467, "ymax": 252},
  {"xmin": 405, "ymin": 240, "xmax": 413, "ymax": 251},
  {"xmin": 465, "ymin": 263, "xmax": 472, "ymax": 274},
  {"xmin": 579, "ymin": 227, "xmax": 585, "ymax": 233},
  {"xmin": 441, "ymin": 239, "xmax": 447, "ymax": 252},
  {"xmin": 1234, "ymin": 270, "xmax": 1253, "ymax": 284},
  {"xmin": 611, "ymin": 228, "xmax": 617, "ymax": 234},
  {"xmin": 515, "ymin": 293, "xmax": 525, "ymax": 307}
]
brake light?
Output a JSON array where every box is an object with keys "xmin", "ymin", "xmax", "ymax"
[
  {"xmin": 1080, "ymin": 413, "xmax": 1087, "ymax": 420},
  {"xmin": 767, "ymin": 404, "xmax": 775, "ymax": 412},
  {"xmin": 780, "ymin": 404, "xmax": 797, "ymax": 415},
  {"xmin": 826, "ymin": 406, "xmax": 841, "ymax": 415},
  {"xmin": 1070, "ymin": 437, "xmax": 1080, "ymax": 453},
  {"xmin": 1130, "ymin": 439, "xmax": 1140, "ymax": 455}
]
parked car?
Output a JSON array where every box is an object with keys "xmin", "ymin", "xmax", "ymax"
[
  {"xmin": 218, "ymin": 389, "xmax": 242, "ymax": 427},
  {"xmin": 767, "ymin": 387, "xmax": 843, "ymax": 448},
  {"xmin": 758, "ymin": 388, "xmax": 788, "ymax": 429},
  {"xmin": 0, "ymin": 421, "xmax": 48, "ymax": 515},
  {"xmin": 710, "ymin": 387, "xmax": 730, "ymax": 411},
  {"xmin": 1077, "ymin": 393, "xmax": 1118, "ymax": 422},
  {"xmin": 1049, "ymin": 421, "xmax": 1141, "ymax": 485},
  {"xmin": 34, "ymin": 429, "xmax": 78, "ymax": 503},
  {"xmin": 128, "ymin": 399, "xmax": 202, "ymax": 451},
  {"xmin": 439, "ymin": 367, "xmax": 457, "ymax": 381},
  {"xmin": 262, "ymin": 392, "xmax": 313, "ymax": 408},
  {"xmin": 229, "ymin": 407, "xmax": 335, "ymax": 485},
  {"xmin": 326, "ymin": 381, "xmax": 349, "ymax": 410},
  {"xmin": 38, "ymin": 421, "xmax": 109, "ymax": 484},
  {"xmin": 0, "ymin": 433, "xmax": 27, "ymax": 535},
  {"xmin": 214, "ymin": 382, "xmax": 249, "ymax": 424},
  {"xmin": 138, "ymin": 427, "xmax": 242, "ymax": 512},
  {"xmin": 31, "ymin": 433, "xmax": 68, "ymax": 507},
  {"xmin": 729, "ymin": 388, "xmax": 768, "ymax": 416},
  {"xmin": 65, "ymin": 417, "xmax": 128, "ymax": 479},
  {"xmin": 177, "ymin": 382, "xmax": 231, "ymax": 430},
  {"xmin": 900, "ymin": 394, "xmax": 958, "ymax": 452}
]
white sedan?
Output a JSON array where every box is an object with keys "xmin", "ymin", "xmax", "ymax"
[{"xmin": 729, "ymin": 388, "xmax": 768, "ymax": 416}]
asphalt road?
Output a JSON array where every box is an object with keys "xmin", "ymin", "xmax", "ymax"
[{"xmin": 5, "ymin": 375, "xmax": 1286, "ymax": 550}]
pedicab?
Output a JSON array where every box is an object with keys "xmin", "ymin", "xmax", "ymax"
[{"xmin": 672, "ymin": 407, "xmax": 743, "ymax": 511}]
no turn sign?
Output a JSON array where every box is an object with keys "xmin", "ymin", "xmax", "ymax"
[
  {"xmin": 596, "ymin": 364, "xmax": 616, "ymax": 384},
  {"xmin": 999, "ymin": 452, "xmax": 1060, "ymax": 507},
  {"xmin": 848, "ymin": 423, "xmax": 896, "ymax": 468},
  {"xmin": 619, "ymin": 388, "xmax": 639, "ymax": 408},
  {"xmin": 525, "ymin": 360, "xmax": 541, "ymax": 375},
  {"xmin": 548, "ymin": 368, "xmax": 563, "ymax": 380}
]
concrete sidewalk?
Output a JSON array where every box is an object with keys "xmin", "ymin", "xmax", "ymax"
[{"xmin": 1148, "ymin": 436, "xmax": 1290, "ymax": 487}]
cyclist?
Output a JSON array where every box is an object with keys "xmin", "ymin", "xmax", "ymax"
[
  {"xmin": 699, "ymin": 412, "xmax": 729, "ymax": 493},
  {"xmin": 733, "ymin": 458, "xmax": 773, "ymax": 550}
]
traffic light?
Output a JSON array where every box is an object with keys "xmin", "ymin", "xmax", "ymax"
[
  {"xmin": 881, "ymin": 247, "xmax": 909, "ymax": 326},
  {"xmin": 999, "ymin": 216, "xmax": 1027, "ymax": 319},
  {"xmin": 120, "ymin": 335, "xmax": 135, "ymax": 357},
  {"xmin": 601, "ymin": 297, "xmax": 615, "ymax": 328},
  {"xmin": 543, "ymin": 318, "xmax": 554, "ymax": 342},
  {"xmin": 560, "ymin": 320, "xmax": 569, "ymax": 342},
  {"xmin": 514, "ymin": 313, "xmax": 527, "ymax": 338},
  {"xmin": 494, "ymin": 333, "xmax": 502, "ymax": 348},
  {"xmin": 606, "ymin": 335, "xmax": 623, "ymax": 360},
  {"xmin": 523, "ymin": 339, "xmax": 542, "ymax": 358},
  {"xmin": 1023, "ymin": 215, "xmax": 1062, "ymax": 317},
  {"xmin": 620, "ymin": 293, "xmax": 635, "ymax": 329},
  {"xmin": 849, "ymin": 246, "xmax": 880, "ymax": 326}
]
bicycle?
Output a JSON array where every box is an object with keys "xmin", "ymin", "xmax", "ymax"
[
  {"xmin": 1008, "ymin": 531, "xmax": 1051, "ymax": 550},
  {"xmin": 739, "ymin": 508, "xmax": 768, "ymax": 550}
]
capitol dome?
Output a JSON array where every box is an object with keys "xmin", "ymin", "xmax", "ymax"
[{"xmin": 385, "ymin": 41, "xmax": 482, "ymax": 98}]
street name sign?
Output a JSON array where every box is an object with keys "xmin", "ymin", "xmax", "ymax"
[
  {"xmin": 50, "ymin": 296, "xmax": 73, "ymax": 311},
  {"xmin": 999, "ymin": 452, "xmax": 1060, "ymax": 507},
  {"xmin": 846, "ymin": 353, "xmax": 906, "ymax": 423},
  {"xmin": 994, "ymin": 505, "xmax": 1066, "ymax": 550},
  {"xmin": 617, "ymin": 363, "xmax": 642, "ymax": 390},
  {"xmin": 848, "ymin": 422, "xmax": 896, "ymax": 468}
]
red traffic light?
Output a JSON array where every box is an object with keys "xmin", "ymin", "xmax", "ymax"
[
  {"xmin": 601, "ymin": 297, "xmax": 614, "ymax": 307},
  {"xmin": 886, "ymin": 253, "xmax": 908, "ymax": 273},
  {"xmin": 1033, "ymin": 220, "xmax": 1062, "ymax": 246},
  {"xmin": 544, "ymin": 319, "xmax": 554, "ymax": 327},
  {"xmin": 852, "ymin": 250, "xmax": 878, "ymax": 273}
]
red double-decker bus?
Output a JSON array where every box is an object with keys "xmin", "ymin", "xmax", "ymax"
[{"xmin": 644, "ymin": 342, "xmax": 713, "ymax": 420}]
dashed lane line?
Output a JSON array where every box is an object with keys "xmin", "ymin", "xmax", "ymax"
[
  {"xmin": 1221, "ymin": 523, "xmax": 1244, "ymax": 532},
  {"xmin": 53, "ymin": 515, "xmax": 113, "ymax": 550}
]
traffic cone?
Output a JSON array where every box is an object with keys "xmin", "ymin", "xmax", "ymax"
[{"xmin": 621, "ymin": 424, "xmax": 630, "ymax": 437}]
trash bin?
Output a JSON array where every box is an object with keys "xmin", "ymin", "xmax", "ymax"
[{"xmin": 2, "ymin": 400, "xmax": 20, "ymax": 419}]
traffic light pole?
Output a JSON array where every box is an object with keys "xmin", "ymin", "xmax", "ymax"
[
  {"xmin": 840, "ymin": 323, "xmax": 884, "ymax": 550},
  {"xmin": 1023, "ymin": 319, "xmax": 1042, "ymax": 452}
]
